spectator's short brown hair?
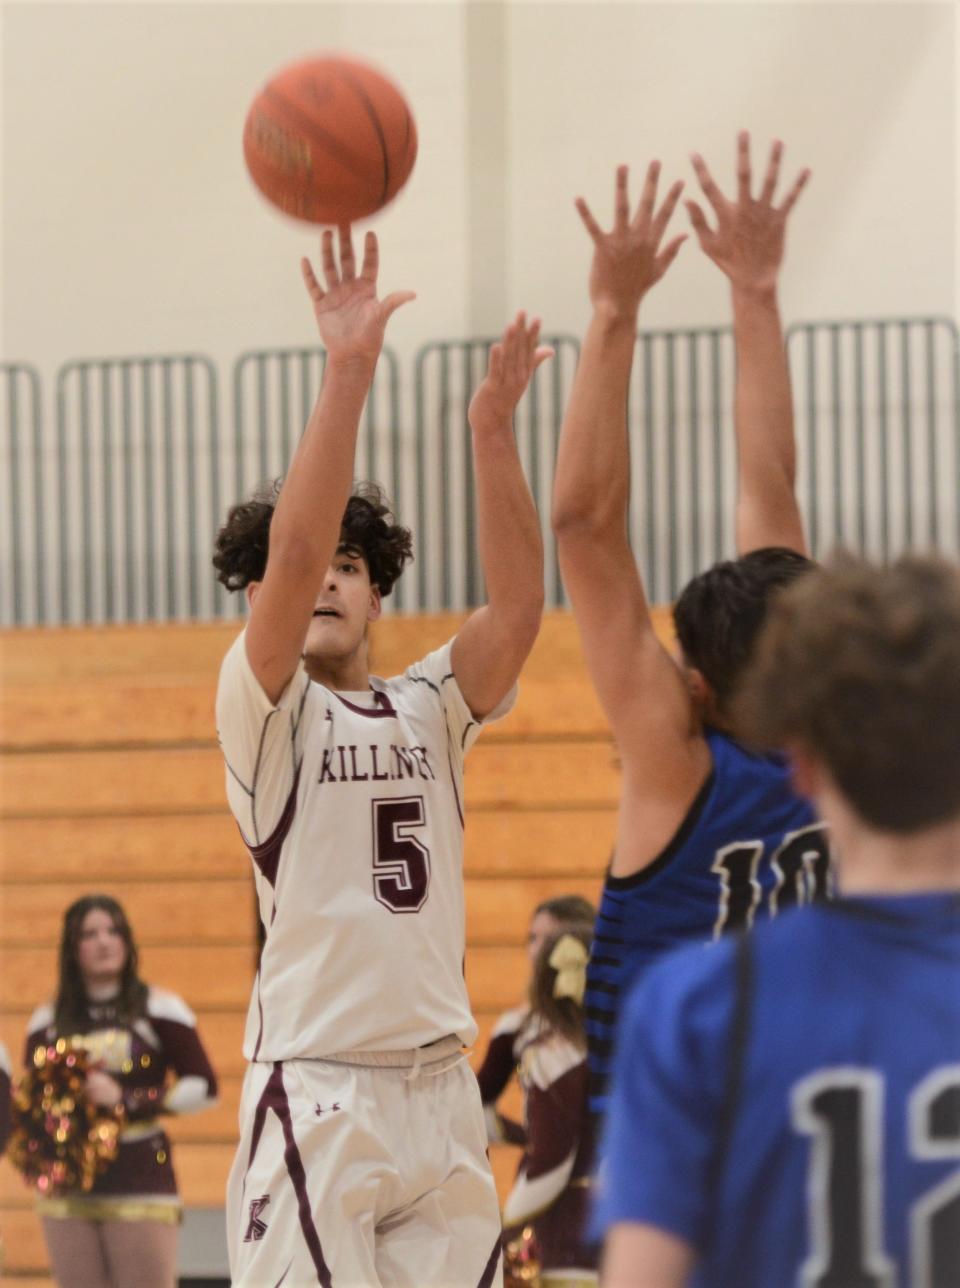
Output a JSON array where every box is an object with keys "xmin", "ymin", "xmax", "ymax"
[{"xmin": 735, "ymin": 554, "xmax": 960, "ymax": 833}]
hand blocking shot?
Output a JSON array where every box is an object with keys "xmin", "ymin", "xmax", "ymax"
[{"xmin": 213, "ymin": 226, "xmax": 550, "ymax": 1288}]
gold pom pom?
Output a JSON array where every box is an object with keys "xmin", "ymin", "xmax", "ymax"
[{"xmin": 8, "ymin": 1041, "xmax": 124, "ymax": 1196}]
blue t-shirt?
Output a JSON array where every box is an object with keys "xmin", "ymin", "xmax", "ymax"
[
  {"xmin": 585, "ymin": 729, "xmax": 829, "ymax": 1116},
  {"xmin": 594, "ymin": 892, "xmax": 960, "ymax": 1288}
]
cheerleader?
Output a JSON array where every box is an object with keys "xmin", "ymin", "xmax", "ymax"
[
  {"xmin": 502, "ymin": 923, "xmax": 598, "ymax": 1287},
  {"xmin": 477, "ymin": 895, "xmax": 595, "ymax": 1147},
  {"xmin": 24, "ymin": 894, "xmax": 218, "ymax": 1288}
]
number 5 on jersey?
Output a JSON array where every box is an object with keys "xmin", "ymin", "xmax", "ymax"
[{"xmin": 372, "ymin": 797, "xmax": 431, "ymax": 913}]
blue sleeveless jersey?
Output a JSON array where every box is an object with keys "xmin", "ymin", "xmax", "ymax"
[
  {"xmin": 585, "ymin": 729, "xmax": 829, "ymax": 1117},
  {"xmin": 594, "ymin": 893, "xmax": 960, "ymax": 1288}
]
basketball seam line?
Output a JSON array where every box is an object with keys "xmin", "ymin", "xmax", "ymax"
[
  {"xmin": 332, "ymin": 64, "xmax": 391, "ymax": 204},
  {"xmin": 259, "ymin": 83, "xmax": 380, "ymax": 188}
]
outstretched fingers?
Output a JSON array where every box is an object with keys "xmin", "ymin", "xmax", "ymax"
[
  {"xmin": 655, "ymin": 233, "xmax": 688, "ymax": 278},
  {"xmin": 337, "ymin": 225, "xmax": 356, "ymax": 281},
  {"xmin": 359, "ymin": 230, "xmax": 379, "ymax": 283},
  {"xmin": 634, "ymin": 160, "xmax": 661, "ymax": 229},
  {"xmin": 685, "ymin": 199, "xmax": 713, "ymax": 246},
  {"xmin": 691, "ymin": 151, "xmax": 727, "ymax": 219},
  {"xmin": 651, "ymin": 178, "xmax": 685, "ymax": 243},
  {"xmin": 758, "ymin": 138, "xmax": 783, "ymax": 206},
  {"xmin": 320, "ymin": 229, "xmax": 339, "ymax": 290},
  {"xmin": 614, "ymin": 164, "xmax": 631, "ymax": 229},
  {"xmin": 300, "ymin": 256, "xmax": 325, "ymax": 304},
  {"xmin": 736, "ymin": 130, "xmax": 753, "ymax": 205},
  {"xmin": 381, "ymin": 289, "xmax": 416, "ymax": 322},
  {"xmin": 574, "ymin": 195, "xmax": 605, "ymax": 244},
  {"xmin": 778, "ymin": 165, "xmax": 811, "ymax": 217}
]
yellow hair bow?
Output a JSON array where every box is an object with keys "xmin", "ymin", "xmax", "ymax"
[{"xmin": 549, "ymin": 934, "xmax": 588, "ymax": 1005}]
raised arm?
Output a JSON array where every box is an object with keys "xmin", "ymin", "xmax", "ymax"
[
  {"xmin": 245, "ymin": 228, "xmax": 414, "ymax": 703},
  {"xmin": 687, "ymin": 132, "xmax": 810, "ymax": 555},
  {"xmin": 450, "ymin": 313, "xmax": 552, "ymax": 719},
  {"xmin": 552, "ymin": 164, "xmax": 709, "ymax": 856}
]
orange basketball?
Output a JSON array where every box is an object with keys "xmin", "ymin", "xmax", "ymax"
[{"xmin": 243, "ymin": 54, "xmax": 418, "ymax": 225}]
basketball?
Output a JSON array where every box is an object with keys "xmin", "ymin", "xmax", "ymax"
[{"xmin": 242, "ymin": 54, "xmax": 418, "ymax": 225}]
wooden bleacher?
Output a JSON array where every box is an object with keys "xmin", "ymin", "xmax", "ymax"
[{"xmin": 0, "ymin": 607, "xmax": 674, "ymax": 1282}]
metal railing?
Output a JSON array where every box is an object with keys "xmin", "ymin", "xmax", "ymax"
[
  {"xmin": 409, "ymin": 335, "xmax": 580, "ymax": 613},
  {"xmin": 788, "ymin": 317, "xmax": 960, "ymax": 560},
  {"xmin": 2, "ymin": 317, "xmax": 958, "ymax": 626}
]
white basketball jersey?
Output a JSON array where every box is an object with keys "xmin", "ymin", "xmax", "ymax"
[{"xmin": 216, "ymin": 631, "xmax": 514, "ymax": 1061}]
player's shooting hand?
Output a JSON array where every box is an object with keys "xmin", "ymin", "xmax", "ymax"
[
  {"xmin": 300, "ymin": 227, "xmax": 415, "ymax": 368},
  {"xmin": 687, "ymin": 131, "xmax": 810, "ymax": 295},
  {"xmin": 85, "ymin": 1068, "xmax": 123, "ymax": 1109},
  {"xmin": 574, "ymin": 162, "xmax": 686, "ymax": 321},
  {"xmin": 468, "ymin": 312, "xmax": 554, "ymax": 434}
]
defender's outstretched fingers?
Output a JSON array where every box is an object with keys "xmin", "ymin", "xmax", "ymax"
[
  {"xmin": 736, "ymin": 130, "xmax": 753, "ymax": 206},
  {"xmin": 574, "ymin": 197, "xmax": 605, "ymax": 244},
  {"xmin": 532, "ymin": 344, "xmax": 555, "ymax": 372},
  {"xmin": 685, "ymin": 199, "xmax": 712, "ymax": 243},
  {"xmin": 320, "ymin": 229, "xmax": 339, "ymax": 290},
  {"xmin": 759, "ymin": 139, "xmax": 784, "ymax": 206},
  {"xmin": 655, "ymin": 234, "xmax": 688, "ymax": 277},
  {"xmin": 525, "ymin": 316, "xmax": 543, "ymax": 363},
  {"xmin": 614, "ymin": 165, "xmax": 631, "ymax": 229},
  {"xmin": 651, "ymin": 179, "xmax": 685, "ymax": 243},
  {"xmin": 691, "ymin": 153, "xmax": 726, "ymax": 217},
  {"xmin": 635, "ymin": 160, "xmax": 661, "ymax": 229},
  {"xmin": 300, "ymin": 258, "xmax": 325, "ymax": 304},
  {"xmin": 381, "ymin": 290, "xmax": 416, "ymax": 322},
  {"xmin": 778, "ymin": 167, "xmax": 811, "ymax": 217},
  {"xmin": 360, "ymin": 231, "xmax": 379, "ymax": 283},
  {"xmin": 338, "ymin": 225, "xmax": 356, "ymax": 281}
]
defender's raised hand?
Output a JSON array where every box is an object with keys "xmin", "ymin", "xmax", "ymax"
[
  {"xmin": 300, "ymin": 226, "xmax": 415, "ymax": 366},
  {"xmin": 574, "ymin": 162, "xmax": 686, "ymax": 320},
  {"xmin": 468, "ymin": 312, "xmax": 554, "ymax": 433},
  {"xmin": 687, "ymin": 132, "xmax": 810, "ymax": 293}
]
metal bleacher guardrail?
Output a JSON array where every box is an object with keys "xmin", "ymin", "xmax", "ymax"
[{"xmin": 2, "ymin": 317, "xmax": 958, "ymax": 627}]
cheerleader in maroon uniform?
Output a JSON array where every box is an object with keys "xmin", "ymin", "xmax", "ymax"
[
  {"xmin": 24, "ymin": 895, "xmax": 218, "ymax": 1288},
  {"xmin": 477, "ymin": 894, "xmax": 595, "ymax": 1147},
  {"xmin": 502, "ymin": 923, "xmax": 598, "ymax": 1287}
]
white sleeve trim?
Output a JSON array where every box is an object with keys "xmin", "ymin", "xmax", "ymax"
[
  {"xmin": 523, "ymin": 1036, "xmax": 586, "ymax": 1091},
  {"xmin": 491, "ymin": 1005, "xmax": 530, "ymax": 1040},
  {"xmin": 503, "ymin": 1150, "xmax": 577, "ymax": 1227},
  {"xmin": 146, "ymin": 987, "xmax": 197, "ymax": 1027},
  {"xmin": 26, "ymin": 1003, "xmax": 54, "ymax": 1036},
  {"xmin": 163, "ymin": 1074, "xmax": 218, "ymax": 1116}
]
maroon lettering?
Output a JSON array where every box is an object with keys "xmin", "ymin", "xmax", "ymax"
[
  {"xmin": 318, "ymin": 749, "xmax": 337, "ymax": 784},
  {"xmin": 370, "ymin": 746, "xmax": 389, "ymax": 781},
  {"xmin": 412, "ymin": 747, "xmax": 436, "ymax": 781},
  {"xmin": 394, "ymin": 746, "xmax": 415, "ymax": 779},
  {"xmin": 372, "ymin": 796, "xmax": 431, "ymax": 913},
  {"xmin": 348, "ymin": 746, "xmax": 369, "ymax": 782},
  {"xmin": 337, "ymin": 746, "xmax": 348, "ymax": 781},
  {"xmin": 244, "ymin": 1194, "xmax": 270, "ymax": 1242}
]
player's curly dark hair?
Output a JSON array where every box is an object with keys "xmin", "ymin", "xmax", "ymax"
[
  {"xmin": 672, "ymin": 547, "xmax": 815, "ymax": 719},
  {"xmin": 212, "ymin": 480, "xmax": 413, "ymax": 596}
]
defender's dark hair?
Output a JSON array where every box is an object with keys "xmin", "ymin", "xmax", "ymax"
[
  {"xmin": 673, "ymin": 547, "xmax": 815, "ymax": 717},
  {"xmin": 212, "ymin": 480, "xmax": 413, "ymax": 596},
  {"xmin": 735, "ymin": 554, "xmax": 960, "ymax": 833},
  {"xmin": 54, "ymin": 895, "xmax": 148, "ymax": 1034}
]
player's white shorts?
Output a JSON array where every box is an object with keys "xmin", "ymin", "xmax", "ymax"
[{"xmin": 226, "ymin": 1040, "xmax": 504, "ymax": 1288}]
